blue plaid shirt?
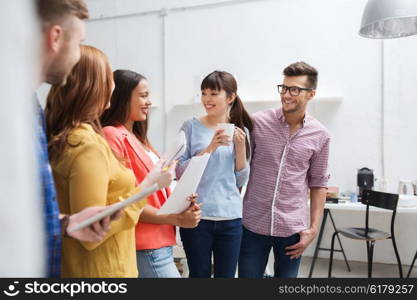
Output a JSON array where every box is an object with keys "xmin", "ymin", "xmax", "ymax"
[{"xmin": 35, "ymin": 99, "xmax": 61, "ymax": 277}]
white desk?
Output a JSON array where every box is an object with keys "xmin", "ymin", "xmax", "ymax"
[
  {"xmin": 264, "ymin": 200, "xmax": 417, "ymax": 277},
  {"xmin": 324, "ymin": 201, "xmax": 417, "ymax": 213},
  {"xmin": 305, "ymin": 201, "xmax": 417, "ymax": 267}
]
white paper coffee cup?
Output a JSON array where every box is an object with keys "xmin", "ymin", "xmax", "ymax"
[{"xmin": 216, "ymin": 123, "xmax": 235, "ymax": 143}]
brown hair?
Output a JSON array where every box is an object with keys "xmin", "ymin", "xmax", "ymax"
[
  {"xmin": 201, "ymin": 71, "xmax": 253, "ymax": 159},
  {"xmin": 283, "ymin": 61, "xmax": 318, "ymax": 89},
  {"xmin": 45, "ymin": 45, "xmax": 113, "ymax": 160},
  {"xmin": 35, "ymin": 0, "xmax": 89, "ymax": 29},
  {"xmin": 101, "ymin": 69, "xmax": 156, "ymax": 152}
]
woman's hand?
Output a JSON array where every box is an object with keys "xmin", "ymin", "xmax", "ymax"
[
  {"xmin": 233, "ymin": 127, "xmax": 246, "ymax": 152},
  {"xmin": 175, "ymin": 193, "xmax": 201, "ymax": 228},
  {"xmin": 199, "ymin": 129, "xmax": 230, "ymax": 155},
  {"xmin": 66, "ymin": 205, "xmax": 123, "ymax": 242},
  {"xmin": 142, "ymin": 159, "xmax": 176, "ymax": 190},
  {"xmin": 234, "ymin": 127, "xmax": 247, "ymax": 172}
]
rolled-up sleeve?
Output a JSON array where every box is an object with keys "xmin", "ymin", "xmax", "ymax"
[
  {"xmin": 235, "ymin": 164, "xmax": 249, "ymax": 188},
  {"xmin": 175, "ymin": 121, "xmax": 192, "ymax": 179},
  {"xmin": 308, "ymin": 134, "xmax": 330, "ymax": 188}
]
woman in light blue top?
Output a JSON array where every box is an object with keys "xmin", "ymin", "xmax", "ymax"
[{"xmin": 176, "ymin": 71, "xmax": 253, "ymax": 278}]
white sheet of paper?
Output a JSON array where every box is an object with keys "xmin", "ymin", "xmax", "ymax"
[{"xmin": 157, "ymin": 153, "xmax": 210, "ymax": 215}]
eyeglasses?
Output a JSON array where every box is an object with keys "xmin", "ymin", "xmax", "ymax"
[{"xmin": 277, "ymin": 84, "xmax": 313, "ymax": 96}]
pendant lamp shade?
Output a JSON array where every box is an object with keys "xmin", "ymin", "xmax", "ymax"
[{"xmin": 359, "ymin": 0, "xmax": 417, "ymax": 38}]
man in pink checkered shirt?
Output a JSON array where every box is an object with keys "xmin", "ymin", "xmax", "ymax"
[{"xmin": 238, "ymin": 62, "xmax": 330, "ymax": 278}]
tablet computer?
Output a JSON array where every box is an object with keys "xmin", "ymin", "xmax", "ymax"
[{"xmin": 67, "ymin": 183, "xmax": 159, "ymax": 233}]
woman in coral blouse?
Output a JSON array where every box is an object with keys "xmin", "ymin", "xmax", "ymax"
[
  {"xmin": 101, "ymin": 69, "xmax": 201, "ymax": 278},
  {"xmin": 45, "ymin": 46, "xmax": 174, "ymax": 278}
]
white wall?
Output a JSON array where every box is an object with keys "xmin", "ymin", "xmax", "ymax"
[
  {"xmin": 83, "ymin": 0, "xmax": 417, "ymax": 265},
  {"xmin": 384, "ymin": 38, "xmax": 417, "ymax": 193},
  {"xmin": 163, "ymin": 0, "xmax": 383, "ymax": 195},
  {"xmin": 0, "ymin": 2, "xmax": 45, "ymax": 276},
  {"xmin": 83, "ymin": 0, "xmax": 417, "ymax": 193},
  {"xmin": 83, "ymin": 0, "xmax": 393, "ymax": 193}
]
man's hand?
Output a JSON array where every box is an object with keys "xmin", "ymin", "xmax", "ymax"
[
  {"xmin": 285, "ymin": 227, "xmax": 318, "ymax": 259},
  {"xmin": 66, "ymin": 206, "xmax": 123, "ymax": 242}
]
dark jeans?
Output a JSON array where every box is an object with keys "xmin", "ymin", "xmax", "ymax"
[
  {"xmin": 238, "ymin": 226, "xmax": 301, "ymax": 278},
  {"xmin": 180, "ymin": 219, "xmax": 242, "ymax": 278}
]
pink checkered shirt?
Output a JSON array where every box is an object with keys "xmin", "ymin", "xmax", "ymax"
[{"xmin": 243, "ymin": 108, "xmax": 330, "ymax": 237}]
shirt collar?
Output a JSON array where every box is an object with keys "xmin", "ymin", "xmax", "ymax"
[{"xmin": 277, "ymin": 108, "xmax": 309, "ymax": 128}]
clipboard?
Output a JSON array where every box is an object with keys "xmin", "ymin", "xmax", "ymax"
[{"xmin": 67, "ymin": 184, "xmax": 159, "ymax": 233}]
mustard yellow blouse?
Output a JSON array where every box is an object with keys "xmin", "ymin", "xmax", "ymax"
[{"xmin": 51, "ymin": 123, "xmax": 147, "ymax": 278}]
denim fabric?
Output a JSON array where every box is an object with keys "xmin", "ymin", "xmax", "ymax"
[
  {"xmin": 238, "ymin": 226, "xmax": 301, "ymax": 278},
  {"xmin": 180, "ymin": 219, "xmax": 242, "ymax": 278},
  {"xmin": 35, "ymin": 99, "xmax": 61, "ymax": 277},
  {"xmin": 136, "ymin": 246, "xmax": 180, "ymax": 278}
]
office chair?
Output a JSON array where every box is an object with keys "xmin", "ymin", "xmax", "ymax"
[{"xmin": 328, "ymin": 190, "xmax": 403, "ymax": 278}]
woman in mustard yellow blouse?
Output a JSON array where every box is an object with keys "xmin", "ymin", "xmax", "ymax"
[{"xmin": 45, "ymin": 45, "xmax": 175, "ymax": 278}]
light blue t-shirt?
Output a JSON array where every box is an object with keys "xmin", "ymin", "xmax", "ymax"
[{"xmin": 176, "ymin": 118, "xmax": 250, "ymax": 219}]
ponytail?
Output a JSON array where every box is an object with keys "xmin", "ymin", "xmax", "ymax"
[{"xmin": 229, "ymin": 95, "xmax": 253, "ymax": 160}]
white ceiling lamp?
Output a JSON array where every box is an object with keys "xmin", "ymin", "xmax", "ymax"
[{"xmin": 359, "ymin": 0, "xmax": 417, "ymax": 39}]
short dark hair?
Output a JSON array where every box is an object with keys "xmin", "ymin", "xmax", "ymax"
[
  {"xmin": 283, "ymin": 61, "xmax": 318, "ymax": 89},
  {"xmin": 35, "ymin": 0, "xmax": 89, "ymax": 28}
]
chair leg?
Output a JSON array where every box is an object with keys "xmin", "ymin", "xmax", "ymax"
[
  {"xmin": 366, "ymin": 241, "xmax": 370, "ymax": 277},
  {"xmin": 367, "ymin": 241, "xmax": 375, "ymax": 278},
  {"xmin": 328, "ymin": 231, "xmax": 338, "ymax": 278},
  {"xmin": 391, "ymin": 236, "xmax": 403, "ymax": 278},
  {"xmin": 335, "ymin": 233, "xmax": 351, "ymax": 272},
  {"xmin": 407, "ymin": 251, "xmax": 417, "ymax": 278},
  {"xmin": 329, "ymin": 211, "xmax": 351, "ymax": 272}
]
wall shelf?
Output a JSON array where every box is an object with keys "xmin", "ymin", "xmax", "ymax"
[
  {"xmin": 244, "ymin": 97, "xmax": 343, "ymax": 104},
  {"xmin": 313, "ymin": 96, "xmax": 343, "ymax": 103},
  {"xmin": 172, "ymin": 96, "xmax": 343, "ymax": 109},
  {"xmin": 172, "ymin": 96, "xmax": 343, "ymax": 112}
]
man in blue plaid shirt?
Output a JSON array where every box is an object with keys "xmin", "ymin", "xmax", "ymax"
[{"xmin": 34, "ymin": 0, "xmax": 121, "ymax": 277}]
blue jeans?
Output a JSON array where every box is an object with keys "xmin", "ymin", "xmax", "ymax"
[
  {"xmin": 180, "ymin": 219, "xmax": 242, "ymax": 278},
  {"xmin": 136, "ymin": 246, "xmax": 180, "ymax": 278},
  {"xmin": 238, "ymin": 226, "xmax": 301, "ymax": 278}
]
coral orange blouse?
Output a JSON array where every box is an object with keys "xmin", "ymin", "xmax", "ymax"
[{"xmin": 103, "ymin": 125, "xmax": 176, "ymax": 251}]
